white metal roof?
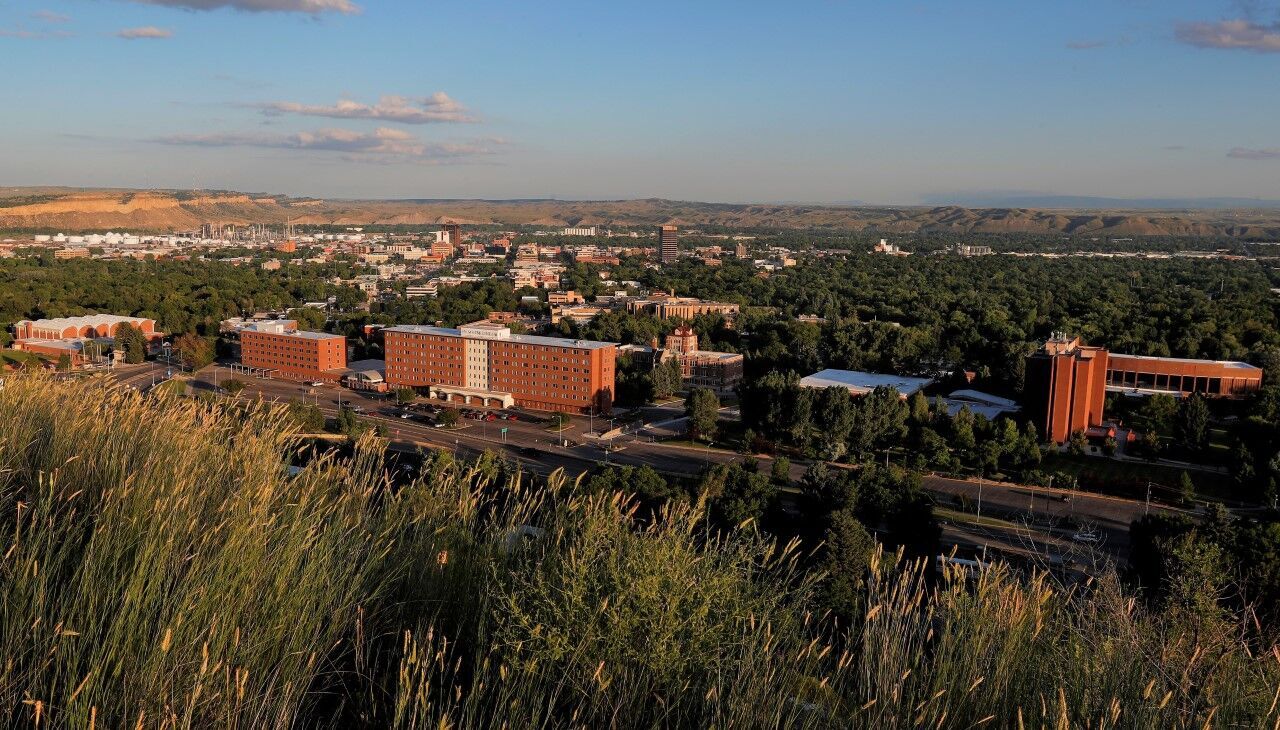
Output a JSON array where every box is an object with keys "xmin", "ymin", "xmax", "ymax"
[{"xmin": 799, "ymin": 369, "xmax": 933, "ymax": 396}]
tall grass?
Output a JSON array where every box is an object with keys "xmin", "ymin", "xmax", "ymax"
[{"xmin": 0, "ymin": 373, "xmax": 1276, "ymax": 728}]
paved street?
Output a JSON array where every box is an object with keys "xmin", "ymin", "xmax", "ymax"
[{"xmin": 169, "ymin": 364, "xmax": 1178, "ymax": 560}]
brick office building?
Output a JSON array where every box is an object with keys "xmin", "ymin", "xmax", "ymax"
[
  {"xmin": 622, "ymin": 325, "xmax": 744, "ymax": 393},
  {"xmin": 1106, "ymin": 353, "xmax": 1262, "ymax": 398},
  {"xmin": 625, "ymin": 293, "xmax": 740, "ymax": 320},
  {"xmin": 1023, "ymin": 335, "xmax": 1109, "ymax": 444},
  {"xmin": 384, "ymin": 321, "xmax": 616, "ymax": 414},
  {"xmin": 1025, "ymin": 334, "xmax": 1265, "ymax": 443},
  {"xmin": 239, "ymin": 322, "xmax": 347, "ymax": 382}
]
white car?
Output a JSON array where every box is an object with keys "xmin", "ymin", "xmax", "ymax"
[
  {"xmin": 309, "ymin": 381, "xmax": 325, "ymax": 387},
  {"xmin": 1071, "ymin": 531, "xmax": 1100, "ymax": 544}
]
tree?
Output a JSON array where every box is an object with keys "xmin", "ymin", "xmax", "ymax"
[
  {"xmin": 949, "ymin": 405, "xmax": 976, "ymax": 454},
  {"xmin": 395, "ymin": 387, "xmax": 417, "ymax": 405},
  {"xmin": 1067, "ymin": 429, "xmax": 1089, "ymax": 456},
  {"xmin": 1140, "ymin": 393, "xmax": 1178, "ymax": 433},
  {"xmin": 1176, "ymin": 394, "xmax": 1210, "ymax": 452},
  {"xmin": 335, "ymin": 407, "xmax": 361, "ymax": 437},
  {"xmin": 650, "ymin": 358, "xmax": 683, "ymax": 400},
  {"xmin": 821, "ymin": 509, "xmax": 876, "ymax": 617},
  {"xmin": 222, "ymin": 379, "xmax": 246, "ymax": 397},
  {"xmin": 286, "ymin": 401, "xmax": 326, "ymax": 432},
  {"xmin": 173, "ymin": 333, "xmax": 215, "ymax": 370},
  {"xmin": 739, "ymin": 427, "xmax": 757, "ymax": 454},
  {"xmin": 1179, "ymin": 471, "xmax": 1196, "ymax": 506},
  {"xmin": 685, "ymin": 387, "xmax": 719, "ymax": 442},
  {"xmin": 437, "ymin": 409, "xmax": 460, "ymax": 428},
  {"xmin": 710, "ymin": 462, "xmax": 776, "ymax": 527},
  {"xmin": 770, "ymin": 456, "xmax": 791, "ymax": 485},
  {"xmin": 918, "ymin": 427, "xmax": 954, "ymax": 472},
  {"xmin": 288, "ymin": 306, "xmax": 326, "ymax": 332},
  {"xmin": 56, "ymin": 353, "xmax": 72, "ymax": 371},
  {"xmin": 115, "ymin": 322, "xmax": 147, "ymax": 364},
  {"xmin": 816, "ymin": 386, "xmax": 856, "ymax": 450},
  {"xmin": 1015, "ymin": 421, "xmax": 1042, "ymax": 468},
  {"xmin": 908, "ymin": 390, "xmax": 931, "ymax": 425},
  {"xmin": 550, "ymin": 411, "xmax": 571, "ymax": 430},
  {"xmin": 848, "ymin": 386, "xmax": 908, "ymax": 459}
]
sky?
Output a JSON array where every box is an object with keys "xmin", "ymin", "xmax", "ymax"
[{"xmin": 2, "ymin": 0, "xmax": 1280, "ymax": 204}]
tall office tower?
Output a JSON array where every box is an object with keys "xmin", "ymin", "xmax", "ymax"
[
  {"xmin": 443, "ymin": 223, "xmax": 461, "ymax": 247},
  {"xmin": 1023, "ymin": 334, "xmax": 1108, "ymax": 443},
  {"xmin": 658, "ymin": 224, "xmax": 679, "ymax": 264}
]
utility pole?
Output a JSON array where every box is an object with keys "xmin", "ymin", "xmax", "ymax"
[{"xmin": 1145, "ymin": 481, "xmax": 1152, "ymax": 516}]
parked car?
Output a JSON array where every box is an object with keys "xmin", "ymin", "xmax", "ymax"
[
  {"xmin": 309, "ymin": 381, "xmax": 325, "ymax": 387},
  {"xmin": 484, "ymin": 413, "xmax": 497, "ymax": 422},
  {"xmin": 1071, "ymin": 531, "xmax": 1100, "ymax": 544}
]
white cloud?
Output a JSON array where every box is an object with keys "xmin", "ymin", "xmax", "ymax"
[
  {"xmin": 153, "ymin": 127, "xmax": 504, "ymax": 164},
  {"xmin": 117, "ymin": 26, "xmax": 173, "ymax": 39},
  {"xmin": 1176, "ymin": 19, "xmax": 1280, "ymax": 53},
  {"xmin": 1227, "ymin": 147, "xmax": 1280, "ymax": 160},
  {"xmin": 128, "ymin": 0, "xmax": 358, "ymax": 14},
  {"xmin": 254, "ymin": 94, "xmax": 476, "ymax": 124},
  {"xmin": 31, "ymin": 10, "xmax": 72, "ymax": 22}
]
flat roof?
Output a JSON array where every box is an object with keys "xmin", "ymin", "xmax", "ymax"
[
  {"xmin": 16, "ymin": 314, "xmax": 150, "ymax": 329},
  {"xmin": 799, "ymin": 369, "xmax": 933, "ymax": 396},
  {"xmin": 243, "ymin": 323, "xmax": 342, "ymax": 340},
  {"xmin": 947, "ymin": 389, "xmax": 1019, "ymax": 409},
  {"xmin": 344, "ymin": 358, "xmax": 386, "ymax": 374},
  {"xmin": 385, "ymin": 324, "xmax": 616, "ymax": 351},
  {"xmin": 685, "ymin": 350, "xmax": 743, "ymax": 361},
  {"xmin": 1108, "ymin": 352, "xmax": 1261, "ymax": 371}
]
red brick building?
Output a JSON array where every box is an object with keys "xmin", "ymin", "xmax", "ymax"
[
  {"xmin": 1025, "ymin": 335, "xmax": 1265, "ymax": 443},
  {"xmin": 1024, "ymin": 335, "xmax": 1109, "ymax": 444},
  {"xmin": 10, "ymin": 314, "xmax": 163, "ymax": 367},
  {"xmin": 384, "ymin": 321, "xmax": 616, "ymax": 414},
  {"xmin": 12, "ymin": 314, "xmax": 159, "ymax": 341},
  {"xmin": 239, "ymin": 322, "xmax": 347, "ymax": 382},
  {"xmin": 1106, "ymin": 354, "xmax": 1262, "ymax": 398}
]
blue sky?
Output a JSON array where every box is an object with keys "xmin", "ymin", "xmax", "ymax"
[{"xmin": 3, "ymin": 0, "xmax": 1279, "ymax": 203}]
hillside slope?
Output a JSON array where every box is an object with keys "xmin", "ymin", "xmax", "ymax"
[{"xmin": 2, "ymin": 187, "xmax": 1279, "ymax": 236}]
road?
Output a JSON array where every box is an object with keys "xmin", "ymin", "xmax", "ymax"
[{"xmin": 171, "ymin": 364, "xmax": 1177, "ymax": 559}]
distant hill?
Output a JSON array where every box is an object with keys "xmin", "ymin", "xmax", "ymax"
[
  {"xmin": 3, "ymin": 187, "xmax": 1280, "ymax": 237},
  {"xmin": 921, "ymin": 193, "xmax": 1280, "ymax": 210}
]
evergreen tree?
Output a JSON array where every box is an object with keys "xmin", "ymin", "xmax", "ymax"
[
  {"xmin": 821, "ymin": 510, "xmax": 876, "ymax": 617},
  {"xmin": 1177, "ymin": 394, "xmax": 1210, "ymax": 452}
]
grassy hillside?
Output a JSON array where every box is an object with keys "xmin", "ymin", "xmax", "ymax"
[{"xmin": 0, "ymin": 374, "xmax": 1276, "ymax": 727}]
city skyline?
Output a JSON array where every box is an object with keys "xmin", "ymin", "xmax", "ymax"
[{"xmin": 4, "ymin": 0, "xmax": 1280, "ymax": 203}]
